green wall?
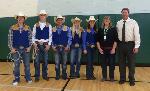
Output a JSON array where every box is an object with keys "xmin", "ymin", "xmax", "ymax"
[{"xmin": 0, "ymin": 13, "xmax": 149, "ymax": 64}]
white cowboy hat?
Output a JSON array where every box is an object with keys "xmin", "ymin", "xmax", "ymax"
[
  {"xmin": 14, "ymin": 12, "xmax": 27, "ymax": 20},
  {"xmin": 54, "ymin": 15, "xmax": 65, "ymax": 23},
  {"xmin": 86, "ymin": 16, "xmax": 98, "ymax": 22},
  {"xmin": 38, "ymin": 10, "xmax": 48, "ymax": 15},
  {"xmin": 71, "ymin": 17, "xmax": 82, "ymax": 23}
]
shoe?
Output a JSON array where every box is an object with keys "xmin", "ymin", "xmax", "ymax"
[
  {"xmin": 55, "ymin": 75, "xmax": 60, "ymax": 80},
  {"xmin": 12, "ymin": 80, "xmax": 19, "ymax": 86},
  {"xmin": 91, "ymin": 75, "xmax": 96, "ymax": 80},
  {"xmin": 27, "ymin": 80, "xmax": 32, "ymax": 84},
  {"xmin": 62, "ymin": 75, "xmax": 67, "ymax": 80},
  {"xmin": 129, "ymin": 81, "xmax": 135, "ymax": 86},
  {"xmin": 110, "ymin": 78, "xmax": 114, "ymax": 82},
  {"xmin": 35, "ymin": 78, "xmax": 39, "ymax": 82},
  {"xmin": 43, "ymin": 77, "xmax": 49, "ymax": 81},
  {"xmin": 101, "ymin": 78, "xmax": 107, "ymax": 82},
  {"xmin": 119, "ymin": 80, "xmax": 125, "ymax": 84}
]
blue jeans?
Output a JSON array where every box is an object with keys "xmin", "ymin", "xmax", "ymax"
[
  {"xmin": 100, "ymin": 49, "xmax": 115, "ymax": 79},
  {"xmin": 34, "ymin": 45, "xmax": 48, "ymax": 78},
  {"xmin": 12, "ymin": 48, "xmax": 31, "ymax": 81},
  {"xmin": 70, "ymin": 47, "xmax": 81, "ymax": 76},
  {"xmin": 86, "ymin": 47, "xmax": 95, "ymax": 78},
  {"xmin": 54, "ymin": 47, "xmax": 68, "ymax": 77}
]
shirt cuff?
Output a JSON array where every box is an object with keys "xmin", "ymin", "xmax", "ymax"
[{"xmin": 135, "ymin": 45, "xmax": 140, "ymax": 48}]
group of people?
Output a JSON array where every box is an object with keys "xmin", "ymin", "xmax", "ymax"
[{"xmin": 8, "ymin": 8, "xmax": 140, "ymax": 86}]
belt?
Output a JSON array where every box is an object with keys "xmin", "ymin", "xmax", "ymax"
[
  {"xmin": 72, "ymin": 43, "xmax": 80, "ymax": 48},
  {"xmin": 35, "ymin": 41, "xmax": 48, "ymax": 45},
  {"xmin": 101, "ymin": 47, "xmax": 112, "ymax": 50},
  {"xmin": 119, "ymin": 41, "xmax": 134, "ymax": 44},
  {"xmin": 56, "ymin": 45, "xmax": 65, "ymax": 48},
  {"xmin": 87, "ymin": 44, "xmax": 95, "ymax": 48}
]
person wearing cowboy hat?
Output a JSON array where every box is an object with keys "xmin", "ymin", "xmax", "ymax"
[
  {"xmin": 70, "ymin": 17, "xmax": 83, "ymax": 78},
  {"xmin": 8, "ymin": 12, "xmax": 32, "ymax": 86},
  {"xmin": 32, "ymin": 10, "xmax": 52, "ymax": 82},
  {"xmin": 52, "ymin": 15, "xmax": 72, "ymax": 80},
  {"xmin": 82, "ymin": 16, "xmax": 98, "ymax": 80}
]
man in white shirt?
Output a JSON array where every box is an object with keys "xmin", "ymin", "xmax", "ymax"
[
  {"xmin": 116, "ymin": 8, "xmax": 141, "ymax": 86},
  {"xmin": 32, "ymin": 10, "xmax": 52, "ymax": 82}
]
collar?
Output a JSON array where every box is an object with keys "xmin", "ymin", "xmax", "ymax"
[{"xmin": 121, "ymin": 17, "xmax": 131, "ymax": 22}]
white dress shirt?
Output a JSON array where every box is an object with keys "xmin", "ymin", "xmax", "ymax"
[
  {"xmin": 32, "ymin": 21, "xmax": 52, "ymax": 45},
  {"xmin": 116, "ymin": 17, "xmax": 141, "ymax": 48}
]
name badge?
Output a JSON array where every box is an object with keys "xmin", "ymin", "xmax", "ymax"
[{"xmin": 104, "ymin": 36, "xmax": 106, "ymax": 40}]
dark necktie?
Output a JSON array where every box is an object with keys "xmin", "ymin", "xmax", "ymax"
[{"xmin": 122, "ymin": 21, "xmax": 126, "ymax": 42}]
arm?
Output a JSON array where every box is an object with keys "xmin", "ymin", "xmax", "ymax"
[
  {"xmin": 82, "ymin": 30, "xmax": 87, "ymax": 50},
  {"xmin": 32, "ymin": 24, "xmax": 36, "ymax": 44},
  {"xmin": 134, "ymin": 21, "xmax": 141, "ymax": 48},
  {"xmin": 67, "ymin": 27, "xmax": 72, "ymax": 48},
  {"xmin": 48, "ymin": 24, "xmax": 52, "ymax": 46},
  {"xmin": 8, "ymin": 28, "xmax": 13, "ymax": 50}
]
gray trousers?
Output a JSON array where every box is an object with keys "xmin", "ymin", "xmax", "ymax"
[{"xmin": 118, "ymin": 41, "xmax": 135, "ymax": 81}]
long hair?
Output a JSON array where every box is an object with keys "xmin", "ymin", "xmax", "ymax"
[
  {"xmin": 71, "ymin": 22, "xmax": 83, "ymax": 38},
  {"xmin": 101, "ymin": 16, "xmax": 112, "ymax": 29},
  {"xmin": 87, "ymin": 22, "xmax": 97, "ymax": 32}
]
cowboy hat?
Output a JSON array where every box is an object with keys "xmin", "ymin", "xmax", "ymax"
[
  {"xmin": 71, "ymin": 17, "xmax": 82, "ymax": 23},
  {"xmin": 14, "ymin": 12, "xmax": 27, "ymax": 20},
  {"xmin": 86, "ymin": 16, "xmax": 98, "ymax": 22},
  {"xmin": 38, "ymin": 10, "xmax": 48, "ymax": 15},
  {"xmin": 54, "ymin": 15, "xmax": 65, "ymax": 23}
]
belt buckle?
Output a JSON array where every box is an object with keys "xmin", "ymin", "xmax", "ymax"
[
  {"xmin": 19, "ymin": 46, "xmax": 24, "ymax": 49},
  {"xmin": 75, "ymin": 43, "xmax": 79, "ymax": 48},
  {"xmin": 90, "ymin": 45, "xmax": 95, "ymax": 48},
  {"xmin": 39, "ymin": 42, "xmax": 43, "ymax": 45}
]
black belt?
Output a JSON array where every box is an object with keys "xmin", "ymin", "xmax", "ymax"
[{"xmin": 119, "ymin": 41, "xmax": 134, "ymax": 44}]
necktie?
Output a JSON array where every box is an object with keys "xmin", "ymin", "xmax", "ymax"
[{"xmin": 122, "ymin": 21, "xmax": 126, "ymax": 42}]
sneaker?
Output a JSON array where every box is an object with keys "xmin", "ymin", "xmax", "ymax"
[
  {"xmin": 27, "ymin": 80, "xmax": 32, "ymax": 84},
  {"xmin": 12, "ymin": 80, "xmax": 19, "ymax": 86}
]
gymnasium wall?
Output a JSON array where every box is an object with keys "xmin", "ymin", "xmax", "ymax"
[{"xmin": 0, "ymin": 0, "xmax": 150, "ymax": 65}]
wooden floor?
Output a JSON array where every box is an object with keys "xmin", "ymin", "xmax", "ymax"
[{"xmin": 0, "ymin": 62, "xmax": 150, "ymax": 91}]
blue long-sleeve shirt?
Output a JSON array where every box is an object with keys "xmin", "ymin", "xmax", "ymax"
[
  {"xmin": 52, "ymin": 25, "xmax": 72, "ymax": 48},
  {"xmin": 82, "ymin": 28, "xmax": 97, "ymax": 50}
]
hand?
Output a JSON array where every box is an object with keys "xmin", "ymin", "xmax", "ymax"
[
  {"xmin": 45, "ymin": 45, "xmax": 50, "ymax": 52},
  {"xmin": 33, "ymin": 43, "xmax": 39, "ymax": 51},
  {"xmin": 133, "ymin": 48, "xmax": 139, "ymax": 54},
  {"xmin": 83, "ymin": 50, "xmax": 87, "ymax": 54},
  {"xmin": 11, "ymin": 48, "xmax": 16, "ymax": 54},
  {"xmin": 52, "ymin": 46, "xmax": 57, "ymax": 52},
  {"xmin": 26, "ymin": 47, "xmax": 31, "ymax": 52},
  {"xmin": 64, "ymin": 47, "xmax": 70, "ymax": 52},
  {"xmin": 110, "ymin": 48, "xmax": 115, "ymax": 54},
  {"xmin": 98, "ymin": 48, "xmax": 103, "ymax": 54}
]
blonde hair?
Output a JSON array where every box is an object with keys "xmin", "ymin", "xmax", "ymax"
[
  {"xmin": 71, "ymin": 21, "xmax": 83, "ymax": 38},
  {"xmin": 101, "ymin": 16, "xmax": 112, "ymax": 29}
]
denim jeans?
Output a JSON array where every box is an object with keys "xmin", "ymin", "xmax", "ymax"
[
  {"xmin": 34, "ymin": 45, "xmax": 48, "ymax": 79},
  {"xmin": 70, "ymin": 47, "xmax": 82, "ymax": 76},
  {"xmin": 100, "ymin": 49, "xmax": 115, "ymax": 79},
  {"xmin": 12, "ymin": 48, "xmax": 31, "ymax": 81},
  {"xmin": 86, "ymin": 47, "xmax": 95, "ymax": 78},
  {"xmin": 54, "ymin": 47, "xmax": 68, "ymax": 77}
]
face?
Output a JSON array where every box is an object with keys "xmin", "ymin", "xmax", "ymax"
[
  {"xmin": 104, "ymin": 19, "xmax": 110, "ymax": 26},
  {"xmin": 121, "ymin": 10, "xmax": 129, "ymax": 20},
  {"xmin": 56, "ymin": 18, "xmax": 63, "ymax": 26},
  {"xmin": 74, "ymin": 20, "xmax": 80, "ymax": 26},
  {"xmin": 39, "ymin": 14, "xmax": 47, "ymax": 22},
  {"xmin": 17, "ymin": 16, "xmax": 25, "ymax": 24},
  {"xmin": 89, "ymin": 20, "xmax": 95, "ymax": 28}
]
